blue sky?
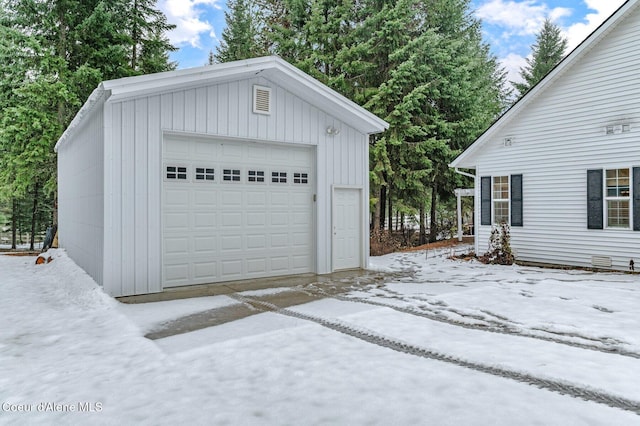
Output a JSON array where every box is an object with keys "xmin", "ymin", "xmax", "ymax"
[{"xmin": 158, "ymin": 0, "xmax": 628, "ymax": 84}]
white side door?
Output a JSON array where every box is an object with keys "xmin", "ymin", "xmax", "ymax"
[{"xmin": 333, "ymin": 188, "xmax": 362, "ymax": 270}]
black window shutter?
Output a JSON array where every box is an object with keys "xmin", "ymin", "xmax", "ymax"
[
  {"xmin": 511, "ymin": 174, "xmax": 523, "ymax": 227},
  {"xmin": 587, "ymin": 169, "xmax": 603, "ymax": 230},
  {"xmin": 481, "ymin": 176, "xmax": 491, "ymax": 226},
  {"xmin": 633, "ymin": 167, "xmax": 640, "ymax": 231}
]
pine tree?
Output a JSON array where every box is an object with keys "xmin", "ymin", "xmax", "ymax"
[
  {"xmin": 0, "ymin": 0, "xmax": 176, "ymax": 243},
  {"xmin": 231, "ymin": 0, "xmax": 509, "ymax": 241},
  {"xmin": 215, "ymin": 0, "xmax": 263, "ymax": 63},
  {"xmin": 513, "ymin": 18, "xmax": 567, "ymax": 97},
  {"xmin": 126, "ymin": 0, "xmax": 177, "ymax": 72}
]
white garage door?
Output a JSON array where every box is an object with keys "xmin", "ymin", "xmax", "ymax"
[{"xmin": 162, "ymin": 136, "xmax": 315, "ymax": 287}]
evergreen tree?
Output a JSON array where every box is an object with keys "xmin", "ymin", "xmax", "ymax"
[
  {"xmin": 255, "ymin": 0, "xmax": 509, "ymax": 240},
  {"xmin": 0, "ymin": 0, "xmax": 176, "ymax": 243},
  {"xmin": 513, "ymin": 18, "xmax": 567, "ymax": 97},
  {"xmin": 126, "ymin": 0, "xmax": 177, "ymax": 71},
  {"xmin": 215, "ymin": 0, "xmax": 263, "ymax": 63}
]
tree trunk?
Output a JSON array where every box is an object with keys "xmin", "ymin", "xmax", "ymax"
[
  {"xmin": 419, "ymin": 204, "xmax": 426, "ymax": 245},
  {"xmin": 379, "ymin": 184, "xmax": 386, "ymax": 231},
  {"xmin": 429, "ymin": 183, "xmax": 438, "ymax": 243},
  {"xmin": 387, "ymin": 189, "xmax": 393, "ymax": 232},
  {"xmin": 11, "ymin": 198, "xmax": 17, "ymax": 249},
  {"xmin": 372, "ymin": 188, "xmax": 381, "ymax": 233},
  {"xmin": 30, "ymin": 183, "xmax": 39, "ymax": 251},
  {"xmin": 131, "ymin": 0, "xmax": 139, "ymax": 69}
]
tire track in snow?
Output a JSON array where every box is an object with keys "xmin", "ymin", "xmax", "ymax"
[
  {"xmin": 229, "ymin": 293, "xmax": 640, "ymax": 416},
  {"xmin": 301, "ymin": 287, "xmax": 640, "ymax": 360}
]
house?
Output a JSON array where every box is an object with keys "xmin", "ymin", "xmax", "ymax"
[
  {"xmin": 450, "ymin": 0, "xmax": 640, "ymax": 271},
  {"xmin": 55, "ymin": 56, "xmax": 388, "ymax": 297}
]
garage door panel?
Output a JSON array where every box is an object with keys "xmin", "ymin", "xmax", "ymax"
[
  {"xmin": 193, "ymin": 190, "xmax": 217, "ymax": 206},
  {"xmin": 293, "ymin": 254, "xmax": 312, "ymax": 270},
  {"xmin": 221, "ymin": 142, "xmax": 242, "ymax": 158},
  {"xmin": 165, "ymin": 189, "xmax": 189, "ymax": 206},
  {"xmin": 194, "ymin": 140, "xmax": 217, "ymax": 156},
  {"xmin": 270, "ymin": 233, "xmax": 289, "ymax": 247},
  {"xmin": 247, "ymin": 191, "xmax": 267, "ymax": 206},
  {"xmin": 163, "ymin": 137, "xmax": 314, "ymax": 288},
  {"xmin": 221, "ymin": 235, "xmax": 242, "ymax": 251},
  {"xmin": 221, "ymin": 212, "xmax": 242, "ymax": 227},
  {"xmin": 247, "ymin": 145, "xmax": 267, "ymax": 160},
  {"xmin": 193, "ymin": 212, "xmax": 217, "ymax": 228},
  {"xmin": 193, "ymin": 261, "xmax": 217, "ymax": 279},
  {"xmin": 165, "ymin": 139, "xmax": 190, "ymax": 159},
  {"xmin": 247, "ymin": 258, "xmax": 267, "ymax": 274},
  {"xmin": 164, "ymin": 237, "xmax": 189, "ymax": 254},
  {"xmin": 271, "ymin": 256, "xmax": 290, "ymax": 271},
  {"xmin": 270, "ymin": 192, "xmax": 289, "ymax": 205},
  {"xmin": 292, "ymin": 212, "xmax": 311, "ymax": 226},
  {"xmin": 247, "ymin": 234, "xmax": 266, "ymax": 249},
  {"xmin": 270, "ymin": 212, "xmax": 289, "ymax": 226},
  {"xmin": 193, "ymin": 236, "xmax": 216, "ymax": 254},
  {"xmin": 164, "ymin": 263, "xmax": 189, "ymax": 283},
  {"xmin": 292, "ymin": 232, "xmax": 312, "ymax": 246},
  {"xmin": 221, "ymin": 260, "xmax": 242, "ymax": 277},
  {"xmin": 222, "ymin": 191, "xmax": 242, "ymax": 205},
  {"xmin": 164, "ymin": 212, "xmax": 189, "ymax": 231},
  {"xmin": 247, "ymin": 212, "xmax": 266, "ymax": 226}
]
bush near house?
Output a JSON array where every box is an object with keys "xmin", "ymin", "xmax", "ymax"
[{"xmin": 479, "ymin": 223, "xmax": 514, "ymax": 265}]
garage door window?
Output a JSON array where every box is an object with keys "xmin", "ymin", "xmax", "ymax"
[
  {"xmin": 223, "ymin": 169, "xmax": 241, "ymax": 182},
  {"xmin": 294, "ymin": 172, "xmax": 308, "ymax": 184},
  {"xmin": 166, "ymin": 165, "xmax": 187, "ymax": 180},
  {"xmin": 272, "ymin": 171, "xmax": 287, "ymax": 183},
  {"xmin": 248, "ymin": 170, "xmax": 265, "ymax": 182},
  {"xmin": 195, "ymin": 167, "xmax": 215, "ymax": 181}
]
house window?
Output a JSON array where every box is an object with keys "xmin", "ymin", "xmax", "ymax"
[
  {"xmin": 272, "ymin": 171, "xmax": 287, "ymax": 183},
  {"xmin": 223, "ymin": 169, "xmax": 241, "ymax": 182},
  {"xmin": 195, "ymin": 167, "xmax": 215, "ymax": 181},
  {"xmin": 493, "ymin": 176, "xmax": 509, "ymax": 224},
  {"xmin": 248, "ymin": 170, "xmax": 265, "ymax": 182},
  {"xmin": 605, "ymin": 168, "xmax": 630, "ymax": 228},
  {"xmin": 166, "ymin": 165, "xmax": 187, "ymax": 180},
  {"xmin": 294, "ymin": 172, "xmax": 308, "ymax": 184}
]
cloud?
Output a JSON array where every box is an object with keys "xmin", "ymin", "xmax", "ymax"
[
  {"xmin": 500, "ymin": 52, "xmax": 528, "ymax": 86},
  {"xmin": 564, "ymin": 0, "xmax": 627, "ymax": 50},
  {"xmin": 476, "ymin": 0, "xmax": 572, "ymax": 37},
  {"xmin": 158, "ymin": 0, "xmax": 223, "ymax": 48}
]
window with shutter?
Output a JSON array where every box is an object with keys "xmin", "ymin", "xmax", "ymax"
[
  {"xmin": 511, "ymin": 174, "xmax": 523, "ymax": 227},
  {"xmin": 493, "ymin": 176, "xmax": 509, "ymax": 224},
  {"xmin": 634, "ymin": 167, "xmax": 640, "ymax": 231},
  {"xmin": 481, "ymin": 176, "xmax": 491, "ymax": 225},
  {"xmin": 587, "ymin": 169, "xmax": 604, "ymax": 229}
]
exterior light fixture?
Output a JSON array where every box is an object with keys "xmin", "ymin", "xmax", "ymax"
[{"xmin": 326, "ymin": 126, "xmax": 340, "ymax": 136}]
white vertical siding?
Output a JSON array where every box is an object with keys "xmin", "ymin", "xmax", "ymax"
[
  {"xmin": 104, "ymin": 76, "xmax": 369, "ymax": 296},
  {"xmin": 57, "ymin": 102, "xmax": 104, "ymax": 286},
  {"xmin": 473, "ymin": 4, "xmax": 640, "ymax": 271}
]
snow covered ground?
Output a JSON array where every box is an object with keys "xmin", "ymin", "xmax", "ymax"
[{"xmin": 1, "ymin": 248, "xmax": 640, "ymax": 425}]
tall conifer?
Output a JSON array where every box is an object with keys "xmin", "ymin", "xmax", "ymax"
[{"xmin": 513, "ymin": 18, "xmax": 567, "ymax": 97}]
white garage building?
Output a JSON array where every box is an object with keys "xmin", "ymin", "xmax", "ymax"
[{"xmin": 55, "ymin": 56, "xmax": 388, "ymax": 297}]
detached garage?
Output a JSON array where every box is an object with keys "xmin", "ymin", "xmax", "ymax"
[{"xmin": 55, "ymin": 56, "xmax": 388, "ymax": 297}]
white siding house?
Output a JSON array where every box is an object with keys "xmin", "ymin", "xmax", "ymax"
[
  {"xmin": 450, "ymin": 0, "xmax": 640, "ymax": 271},
  {"xmin": 56, "ymin": 56, "xmax": 388, "ymax": 297}
]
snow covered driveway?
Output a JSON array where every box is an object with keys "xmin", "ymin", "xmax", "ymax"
[{"xmin": 2, "ymin": 248, "xmax": 640, "ymax": 425}]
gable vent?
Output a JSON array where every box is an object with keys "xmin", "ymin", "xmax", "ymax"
[{"xmin": 253, "ymin": 85, "xmax": 271, "ymax": 115}]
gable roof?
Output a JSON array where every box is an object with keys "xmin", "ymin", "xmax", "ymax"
[
  {"xmin": 450, "ymin": 0, "xmax": 638, "ymax": 169},
  {"xmin": 55, "ymin": 56, "xmax": 388, "ymax": 151}
]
